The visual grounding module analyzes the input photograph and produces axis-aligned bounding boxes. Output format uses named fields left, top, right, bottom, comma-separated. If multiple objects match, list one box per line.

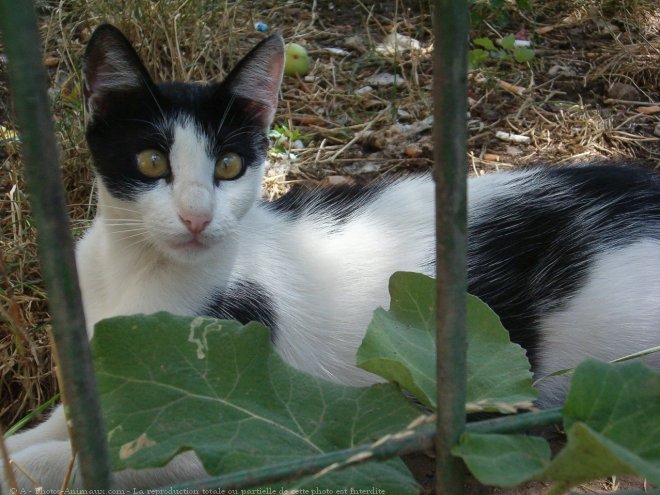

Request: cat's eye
left=136, top=149, right=170, bottom=179
left=215, top=152, right=243, bottom=181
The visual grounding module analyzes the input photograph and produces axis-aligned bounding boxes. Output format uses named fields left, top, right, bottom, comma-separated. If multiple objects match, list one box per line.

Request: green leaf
left=543, top=360, right=660, bottom=486
left=453, top=361, right=660, bottom=489
left=501, top=34, right=516, bottom=51
left=513, top=47, right=535, bottom=63
left=452, top=433, right=551, bottom=487
left=465, top=293, right=537, bottom=412
left=563, top=360, right=660, bottom=444
left=473, top=37, right=496, bottom=50
left=516, top=0, right=531, bottom=10
left=469, top=48, right=489, bottom=68
left=92, top=313, right=421, bottom=492
left=356, top=272, right=537, bottom=412
left=541, top=422, right=658, bottom=486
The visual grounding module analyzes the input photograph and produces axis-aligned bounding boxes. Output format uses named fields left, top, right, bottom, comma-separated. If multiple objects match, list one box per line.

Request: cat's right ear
left=83, top=24, right=158, bottom=118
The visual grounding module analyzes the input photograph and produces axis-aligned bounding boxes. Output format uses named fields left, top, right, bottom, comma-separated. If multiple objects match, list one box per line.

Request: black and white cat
left=3, top=24, right=659, bottom=491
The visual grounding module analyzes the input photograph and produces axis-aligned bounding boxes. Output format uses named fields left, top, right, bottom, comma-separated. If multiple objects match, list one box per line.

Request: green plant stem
left=569, top=493, right=651, bottom=495
left=467, top=408, right=563, bottom=434
left=166, top=409, right=563, bottom=492
left=433, top=0, right=470, bottom=493
left=0, top=2, right=111, bottom=490
left=170, top=423, right=436, bottom=492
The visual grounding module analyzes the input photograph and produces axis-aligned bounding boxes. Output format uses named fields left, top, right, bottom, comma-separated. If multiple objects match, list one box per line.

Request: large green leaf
left=452, top=360, right=660, bottom=490
left=92, top=313, right=421, bottom=492
left=356, top=271, right=537, bottom=412
left=543, top=360, right=660, bottom=486
left=452, top=433, right=550, bottom=487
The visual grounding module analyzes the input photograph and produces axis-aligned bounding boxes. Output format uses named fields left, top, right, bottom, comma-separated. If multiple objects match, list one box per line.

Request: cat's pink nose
left=180, top=214, right=211, bottom=234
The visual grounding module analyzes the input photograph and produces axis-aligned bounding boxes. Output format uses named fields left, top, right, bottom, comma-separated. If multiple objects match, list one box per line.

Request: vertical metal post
left=432, top=0, right=469, bottom=494
left=0, top=2, right=112, bottom=489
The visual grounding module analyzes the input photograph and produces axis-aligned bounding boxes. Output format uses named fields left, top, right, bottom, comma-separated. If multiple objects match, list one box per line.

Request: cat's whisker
left=222, top=132, right=260, bottom=146
left=102, top=216, right=144, bottom=221
left=108, top=228, right=150, bottom=236
left=103, top=224, right=146, bottom=229
left=75, top=218, right=145, bottom=227
left=116, top=231, right=150, bottom=243
left=125, top=118, right=170, bottom=143
left=101, top=218, right=144, bottom=224
left=138, top=73, right=167, bottom=123
left=104, top=224, right=146, bottom=230
left=123, top=236, right=153, bottom=252
left=222, top=126, right=263, bottom=143
left=216, top=94, right=236, bottom=136
left=101, top=204, right=141, bottom=214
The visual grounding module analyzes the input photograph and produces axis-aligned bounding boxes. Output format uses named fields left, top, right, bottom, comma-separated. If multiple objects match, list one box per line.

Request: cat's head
left=83, top=24, right=284, bottom=262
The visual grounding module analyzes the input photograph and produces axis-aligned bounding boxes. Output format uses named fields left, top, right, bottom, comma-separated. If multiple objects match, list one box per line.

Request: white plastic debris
left=364, top=73, right=405, bottom=87
left=376, top=33, right=423, bottom=56
left=495, top=131, right=531, bottom=144
left=513, top=39, right=532, bottom=48
left=355, top=85, right=374, bottom=95
left=322, top=47, right=351, bottom=56
left=394, top=116, right=434, bottom=137
left=548, top=64, right=576, bottom=77
left=343, top=162, right=382, bottom=175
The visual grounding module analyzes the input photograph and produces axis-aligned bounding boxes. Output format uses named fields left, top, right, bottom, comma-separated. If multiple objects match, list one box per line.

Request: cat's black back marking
left=268, top=183, right=385, bottom=225
left=203, top=280, right=277, bottom=340
left=468, top=165, right=660, bottom=365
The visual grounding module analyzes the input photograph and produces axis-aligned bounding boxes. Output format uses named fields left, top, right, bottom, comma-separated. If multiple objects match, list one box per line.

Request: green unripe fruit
left=284, top=43, right=310, bottom=77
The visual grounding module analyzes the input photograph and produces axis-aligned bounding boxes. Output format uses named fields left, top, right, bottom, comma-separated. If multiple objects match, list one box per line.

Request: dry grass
left=0, top=0, right=658, bottom=491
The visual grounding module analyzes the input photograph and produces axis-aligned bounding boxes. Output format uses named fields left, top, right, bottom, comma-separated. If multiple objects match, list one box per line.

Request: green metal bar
left=0, top=2, right=112, bottom=490
left=432, top=0, right=470, bottom=493
left=166, top=409, right=563, bottom=492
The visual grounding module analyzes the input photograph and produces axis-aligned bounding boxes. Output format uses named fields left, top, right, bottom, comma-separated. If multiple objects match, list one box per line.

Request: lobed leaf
left=473, top=37, right=496, bottom=50
left=356, top=272, right=537, bottom=412
left=453, top=360, right=660, bottom=489
left=452, top=433, right=550, bottom=487
left=513, top=47, right=535, bottom=63
left=546, top=360, right=660, bottom=486
left=92, top=313, right=421, bottom=492
left=501, top=34, right=516, bottom=51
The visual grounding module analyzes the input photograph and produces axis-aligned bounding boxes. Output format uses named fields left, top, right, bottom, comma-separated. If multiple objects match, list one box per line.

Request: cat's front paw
left=1, top=440, right=79, bottom=493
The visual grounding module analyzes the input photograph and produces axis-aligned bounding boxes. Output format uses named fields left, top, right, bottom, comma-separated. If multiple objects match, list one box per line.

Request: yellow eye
left=215, top=152, right=243, bottom=180
left=136, top=149, right=169, bottom=178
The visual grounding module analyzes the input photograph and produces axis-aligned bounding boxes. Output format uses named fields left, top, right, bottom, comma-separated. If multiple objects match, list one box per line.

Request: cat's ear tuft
left=225, top=34, right=285, bottom=127
left=83, top=24, right=157, bottom=117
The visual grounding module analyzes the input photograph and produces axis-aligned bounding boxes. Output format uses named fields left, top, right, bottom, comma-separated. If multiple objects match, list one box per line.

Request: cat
left=2, top=23, right=659, bottom=491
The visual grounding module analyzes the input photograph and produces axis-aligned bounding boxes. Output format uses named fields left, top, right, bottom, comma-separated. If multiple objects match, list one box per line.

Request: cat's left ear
left=224, top=34, right=285, bottom=128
